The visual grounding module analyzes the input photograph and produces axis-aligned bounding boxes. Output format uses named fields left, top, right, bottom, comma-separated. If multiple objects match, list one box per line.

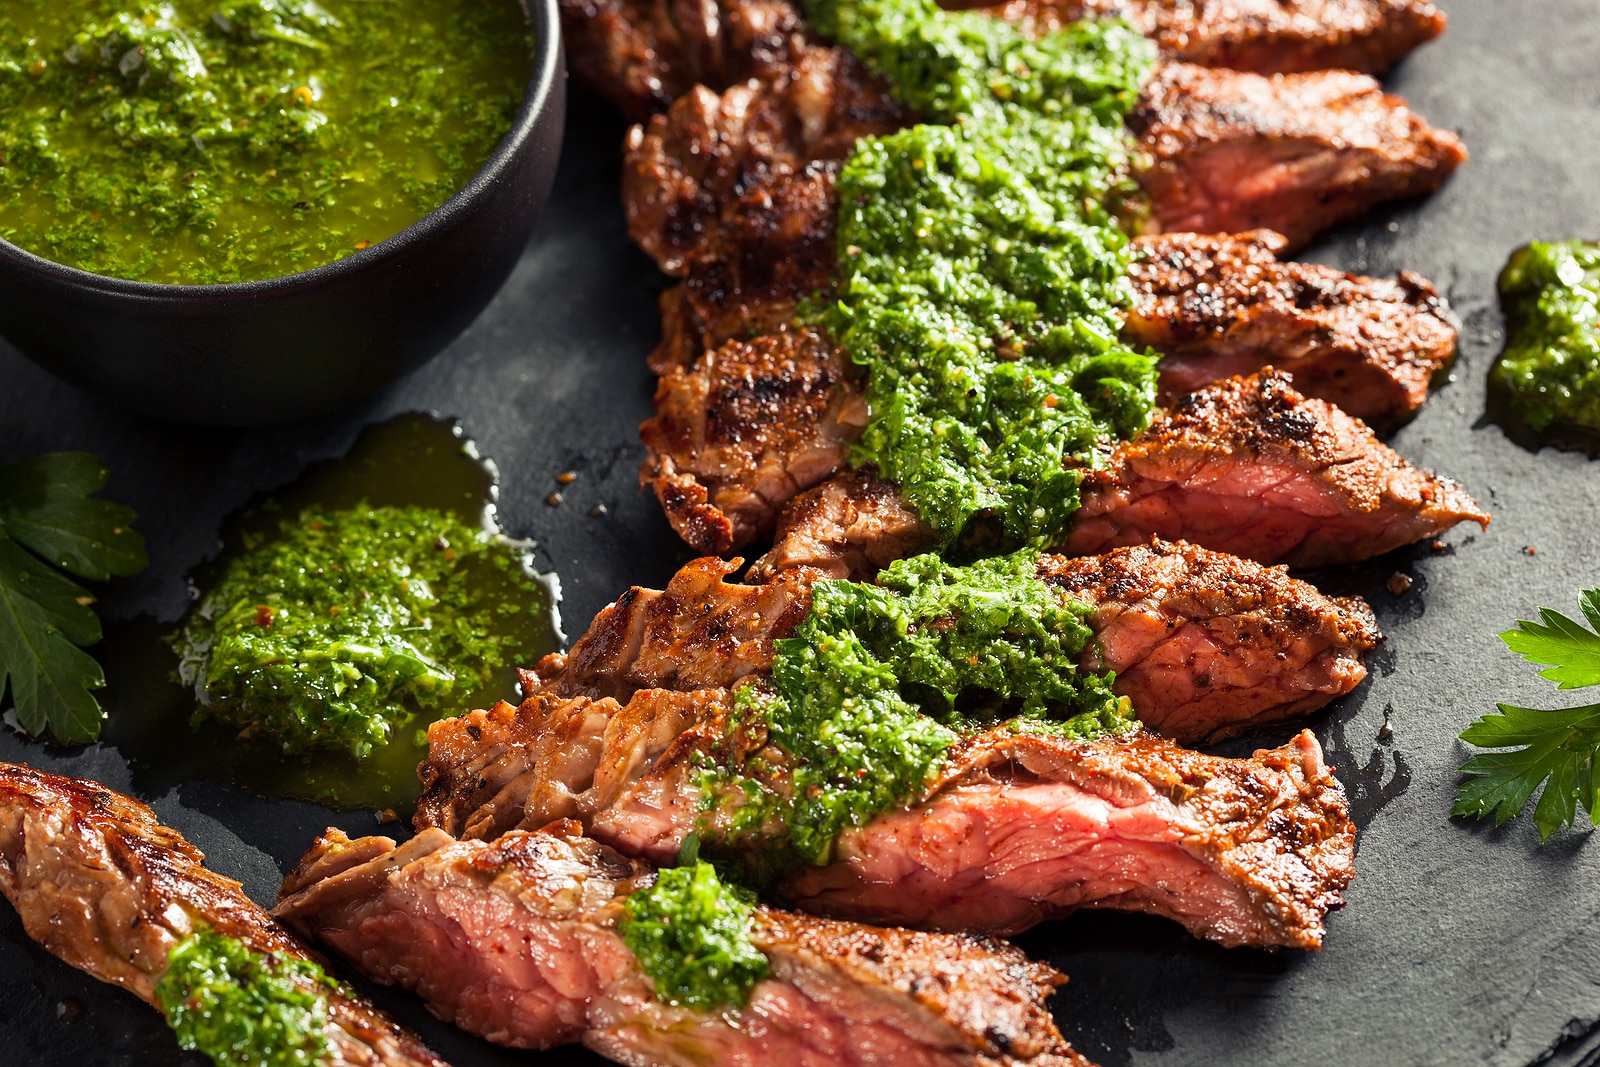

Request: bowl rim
left=0, top=0, right=563, bottom=299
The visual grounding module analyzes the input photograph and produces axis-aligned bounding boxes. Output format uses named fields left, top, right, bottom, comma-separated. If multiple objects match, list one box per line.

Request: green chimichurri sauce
left=1492, top=239, right=1600, bottom=452
left=703, top=549, right=1135, bottom=866
left=0, top=0, right=531, bottom=284
left=811, top=0, right=1160, bottom=549
left=620, top=860, right=769, bottom=1010
left=169, top=502, right=545, bottom=758
left=154, top=928, right=334, bottom=1067
left=104, top=414, right=560, bottom=814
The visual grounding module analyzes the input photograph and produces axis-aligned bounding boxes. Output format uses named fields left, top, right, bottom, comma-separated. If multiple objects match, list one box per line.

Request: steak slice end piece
left=1131, top=64, right=1466, bottom=252
left=0, top=763, right=448, bottom=1067
left=1068, top=368, right=1490, bottom=567
left=1041, top=539, right=1381, bottom=744
left=1127, top=230, right=1459, bottom=425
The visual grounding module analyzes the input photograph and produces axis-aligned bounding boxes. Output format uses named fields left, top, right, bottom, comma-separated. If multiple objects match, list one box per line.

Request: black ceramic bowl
left=0, top=0, right=565, bottom=427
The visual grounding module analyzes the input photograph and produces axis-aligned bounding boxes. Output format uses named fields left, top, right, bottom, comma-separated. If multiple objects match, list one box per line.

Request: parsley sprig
left=1454, top=589, right=1600, bottom=841
left=0, top=453, right=147, bottom=744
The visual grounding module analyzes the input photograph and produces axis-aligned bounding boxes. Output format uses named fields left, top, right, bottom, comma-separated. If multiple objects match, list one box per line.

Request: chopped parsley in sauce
left=154, top=928, right=334, bottom=1067
left=812, top=0, right=1160, bottom=548
left=170, top=503, right=545, bottom=758
left=707, top=550, right=1135, bottom=866
left=0, top=0, right=530, bottom=284
left=620, top=860, right=769, bottom=1010
left=1493, top=239, right=1600, bottom=447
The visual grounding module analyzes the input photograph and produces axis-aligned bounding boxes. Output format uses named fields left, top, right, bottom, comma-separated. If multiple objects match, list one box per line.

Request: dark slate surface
left=2, top=2, right=1599, bottom=1064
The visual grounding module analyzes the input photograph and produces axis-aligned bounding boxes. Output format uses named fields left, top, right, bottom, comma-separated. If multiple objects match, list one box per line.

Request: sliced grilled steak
left=644, top=239, right=1464, bottom=558
left=562, top=0, right=1446, bottom=123
left=415, top=695, right=1354, bottom=949
left=0, top=763, right=448, bottom=1067
left=1128, top=230, right=1459, bottom=424
left=527, top=541, right=1378, bottom=743
left=626, top=54, right=1464, bottom=287
left=1067, top=369, right=1490, bottom=566
left=1038, top=539, right=1378, bottom=742
left=275, top=822, right=1091, bottom=1066
left=641, top=326, right=871, bottom=553
left=1131, top=63, right=1465, bottom=251
left=975, top=0, right=1445, bottom=76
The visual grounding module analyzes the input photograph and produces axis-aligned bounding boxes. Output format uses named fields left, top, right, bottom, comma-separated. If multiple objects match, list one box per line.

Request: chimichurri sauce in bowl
left=0, top=0, right=532, bottom=285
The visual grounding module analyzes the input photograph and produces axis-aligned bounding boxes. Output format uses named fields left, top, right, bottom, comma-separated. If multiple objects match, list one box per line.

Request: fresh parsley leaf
left=0, top=453, right=147, bottom=744
left=1499, top=588, right=1600, bottom=690
left=1455, top=588, right=1600, bottom=840
left=0, top=452, right=148, bottom=581
left=1453, top=702, right=1600, bottom=842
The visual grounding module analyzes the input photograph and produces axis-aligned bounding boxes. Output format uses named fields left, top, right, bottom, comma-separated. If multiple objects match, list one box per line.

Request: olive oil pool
left=0, top=0, right=531, bottom=284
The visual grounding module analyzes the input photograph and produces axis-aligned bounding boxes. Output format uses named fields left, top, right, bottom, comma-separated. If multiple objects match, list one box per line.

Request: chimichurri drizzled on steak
left=809, top=0, right=1162, bottom=550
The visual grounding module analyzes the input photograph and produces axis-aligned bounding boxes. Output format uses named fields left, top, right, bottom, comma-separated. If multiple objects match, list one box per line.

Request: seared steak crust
left=978, top=0, right=1445, bottom=76
left=1131, top=64, right=1466, bottom=252
left=746, top=468, right=938, bottom=582
left=1040, top=539, right=1379, bottom=742
left=414, top=696, right=1354, bottom=949
left=622, top=46, right=905, bottom=282
left=529, top=555, right=815, bottom=700
left=524, top=542, right=1377, bottom=744
left=1069, top=369, right=1490, bottom=566
left=1128, top=230, right=1459, bottom=424
left=275, top=823, right=1090, bottom=1066
left=0, top=763, right=447, bottom=1067
left=560, top=0, right=807, bottom=121
left=641, top=326, right=870, bottom=553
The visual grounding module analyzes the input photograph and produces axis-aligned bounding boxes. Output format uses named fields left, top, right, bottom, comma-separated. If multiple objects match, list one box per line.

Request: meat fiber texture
left=0, top=762, right=448, bottom=1067
left=414, top=692, right=1355, bottom=950
left=520, top=541, right=1380, bottom=743
left=1129, top=63, right=1465, bottom=251
left=1067, top=369, right=1490, bottom=567
left=274, top=822, right=1093, bottom=1067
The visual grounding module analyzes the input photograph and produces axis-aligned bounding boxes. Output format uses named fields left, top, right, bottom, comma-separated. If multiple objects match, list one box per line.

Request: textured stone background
left=2, top=2, right=1599, bottom=1063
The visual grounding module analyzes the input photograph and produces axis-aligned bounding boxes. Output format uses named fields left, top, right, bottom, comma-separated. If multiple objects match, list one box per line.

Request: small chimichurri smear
left=809, top=0, right=1160, bottom=551
left=1492, top=239, right=1600, bottom=452
left=0, top=0, right=531, bottom=284
left=620, top=860, right=770, bottom=1010
left=170, top=502, right=547, bottom=758
left=154, top=927, right=336, bottom=1067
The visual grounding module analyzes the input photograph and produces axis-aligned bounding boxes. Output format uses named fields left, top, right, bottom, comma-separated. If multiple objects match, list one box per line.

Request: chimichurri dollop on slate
left=0, top=0, right=531, bottom=285
left=811, top=0, right=1160, bottom=549
left=1493, top=239, right=1600, bottom=448
left=170, top=502, right=546, bottom=758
